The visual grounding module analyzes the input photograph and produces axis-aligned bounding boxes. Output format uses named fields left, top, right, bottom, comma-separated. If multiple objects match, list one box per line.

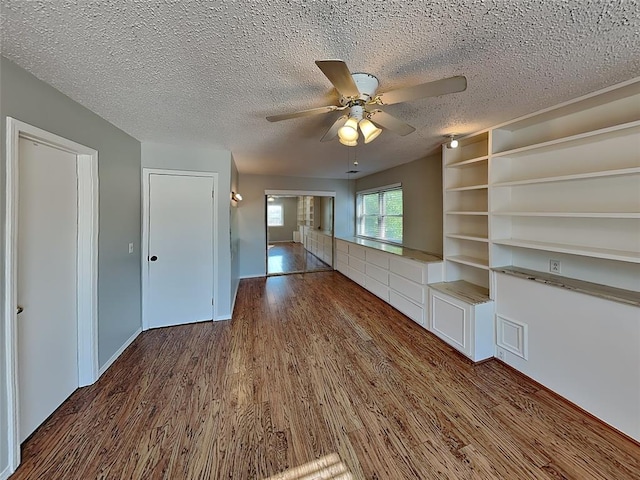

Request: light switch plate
left=128, top=242, right=134, bottom=254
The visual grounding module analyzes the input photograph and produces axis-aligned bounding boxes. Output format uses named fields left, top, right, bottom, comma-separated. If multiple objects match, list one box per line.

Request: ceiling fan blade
left=368, top=110, right=416, bottom=136
left=320, top=114, right=348, bottom=142
left=377, top=76, right=467, bottom=105
left=266, top=105, right=342, bottom=122
left=315, top=60, right=360, bottom=98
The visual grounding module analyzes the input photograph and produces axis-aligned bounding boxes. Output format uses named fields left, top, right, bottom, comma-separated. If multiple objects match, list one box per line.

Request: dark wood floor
left=267, top=242, right=330, bottom=275
left=12, top=272, right=640, bottom=479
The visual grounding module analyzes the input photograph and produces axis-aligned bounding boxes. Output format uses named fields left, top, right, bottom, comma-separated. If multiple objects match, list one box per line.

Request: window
left=267, top=204, right=284, bottom=226
left=356, top=185, right=403, bottom=243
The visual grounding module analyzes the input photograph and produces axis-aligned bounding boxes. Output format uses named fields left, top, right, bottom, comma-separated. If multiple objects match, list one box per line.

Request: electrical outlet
left=549, top=259, right=561, bottom=274
left=496, top=348, right=505, bottom=360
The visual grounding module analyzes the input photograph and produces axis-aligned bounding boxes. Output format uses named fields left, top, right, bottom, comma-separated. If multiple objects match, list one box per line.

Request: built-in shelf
left=446, top=155, right=489, bottom=168
left=492, top=238, right=640, bottom=263
left=493, top=120, right=640, bottom=157
left=446, top=211, right=489, bottom=216
left=445, top=234, right=489, bottom=243
left=492, top=211, right=640, bottom=218
left=447, top=255, right=490, bottom=270
left=492, top=167, right=640, bottom=187
left=429, top=280, right=491, bottom=304
left=446, top=184, right=489, bottom=192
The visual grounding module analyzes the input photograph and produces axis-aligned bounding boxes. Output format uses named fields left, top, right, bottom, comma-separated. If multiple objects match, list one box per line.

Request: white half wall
left=495, top=272, right=640, bottom=441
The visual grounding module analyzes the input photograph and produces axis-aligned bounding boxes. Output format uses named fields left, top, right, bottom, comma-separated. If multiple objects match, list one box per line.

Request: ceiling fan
left=266, top=60, right=467, bottom=146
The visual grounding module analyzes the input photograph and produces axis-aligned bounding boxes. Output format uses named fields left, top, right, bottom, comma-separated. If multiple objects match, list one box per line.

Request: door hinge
left=212, top=298, right=214, bottom=305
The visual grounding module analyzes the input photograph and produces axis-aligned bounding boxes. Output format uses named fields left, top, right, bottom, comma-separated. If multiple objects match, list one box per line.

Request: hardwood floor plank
left=11, top=272, right=640, bottom=480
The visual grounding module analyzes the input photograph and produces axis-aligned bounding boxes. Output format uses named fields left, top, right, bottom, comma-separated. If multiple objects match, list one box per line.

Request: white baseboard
left=1, top=464, right=11, bottom=480
left=214, top=314, right=232, bottom=321
left=97, top=327, right=142, bottom=379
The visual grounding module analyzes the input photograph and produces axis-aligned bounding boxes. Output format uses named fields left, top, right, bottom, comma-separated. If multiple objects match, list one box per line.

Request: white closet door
left=147, top=173, right=214, bottom=329
left=18, top=138, right=79, bottom=442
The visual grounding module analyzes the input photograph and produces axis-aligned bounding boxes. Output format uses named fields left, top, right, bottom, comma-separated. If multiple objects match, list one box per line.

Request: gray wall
left=268, top=196, right=298, bottom=242
left=355, top=152, right=443, bottom=254
left=238, top=175, right=353, bottom=278
left=141, top=142, right=234, bottom=320
left=0, top=56, right=141, bottom=473
left=230, top=157, right=240, bottom=312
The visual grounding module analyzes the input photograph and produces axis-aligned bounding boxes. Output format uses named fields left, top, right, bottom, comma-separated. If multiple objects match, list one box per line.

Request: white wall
left=355, top=152, right=443, bottom=254
left=141, top=142, right=234, bottom=320
left=238, top=174, right=353, bottom=278
left=1, top=56, right=142, bottom=476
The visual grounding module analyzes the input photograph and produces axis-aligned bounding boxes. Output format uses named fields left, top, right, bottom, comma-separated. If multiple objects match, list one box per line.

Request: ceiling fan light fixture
left=338, top=116, right=359, bottom=142
left=359, top=118, right=382, bottom=144
left=339, top=137, right=358, bottom=147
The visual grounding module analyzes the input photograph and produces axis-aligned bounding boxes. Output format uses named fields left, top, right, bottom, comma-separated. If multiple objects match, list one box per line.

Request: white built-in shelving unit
left=489, top=80, right=640, bottom=289
left=442, top=130, right=491, bottom=291
left=435, top=77, right=640, bottom=368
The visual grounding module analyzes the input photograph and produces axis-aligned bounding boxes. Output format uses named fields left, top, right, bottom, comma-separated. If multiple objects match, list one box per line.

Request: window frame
left=356, top=183, right=403, bottom=244
left=267, top=204, right=284, bottom=227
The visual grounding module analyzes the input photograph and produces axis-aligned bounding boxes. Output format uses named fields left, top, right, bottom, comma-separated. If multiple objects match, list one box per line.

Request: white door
left=147, top=173, right=214, bottom=329
left=17, top=138, right=79, bottom=442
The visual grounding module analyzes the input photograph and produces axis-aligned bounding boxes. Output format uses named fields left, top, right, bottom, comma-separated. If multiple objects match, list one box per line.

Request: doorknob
left=149, top=255, right=158, bottom=262
left=17, top=305, right=23, bottom=315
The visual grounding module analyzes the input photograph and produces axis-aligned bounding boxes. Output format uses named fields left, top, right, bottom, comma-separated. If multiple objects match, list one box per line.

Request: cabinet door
left=429, top=290, right=471, bottom=356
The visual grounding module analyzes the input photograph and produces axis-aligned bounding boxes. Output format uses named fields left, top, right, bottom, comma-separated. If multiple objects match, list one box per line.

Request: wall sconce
left=445, top=134, right=459, bottom=149
left=231, top=191, right=243, bottom=202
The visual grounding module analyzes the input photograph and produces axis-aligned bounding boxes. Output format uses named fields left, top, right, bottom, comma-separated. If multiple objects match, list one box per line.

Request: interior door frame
left=3, top=118, right=99, bottom=472
left=141, top=169, right=218, bottom=330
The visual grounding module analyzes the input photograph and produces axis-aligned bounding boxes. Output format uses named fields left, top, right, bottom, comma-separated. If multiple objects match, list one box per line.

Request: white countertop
left=336, top=236, right=442, bottom=264
left=494, top=266, right=640, bottom=307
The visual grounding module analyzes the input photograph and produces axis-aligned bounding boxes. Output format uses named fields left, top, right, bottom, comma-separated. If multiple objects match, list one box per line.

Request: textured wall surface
left=1, top=1, right=638, bottom=179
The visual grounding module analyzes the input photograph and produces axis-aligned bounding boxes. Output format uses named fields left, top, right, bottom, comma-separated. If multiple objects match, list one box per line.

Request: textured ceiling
left=1, top=1, right=639, bottom=179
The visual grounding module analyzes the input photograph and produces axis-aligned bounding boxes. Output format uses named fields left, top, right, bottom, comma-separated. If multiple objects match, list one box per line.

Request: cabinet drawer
left=389, top=291, right=425, bottom=326
left=365, top=263, right=389, bottom=285
left=349, top=267, right=366, bottom=286
left=389, top=256, right=427, bottom=284
left=430, top=291, right=469, bottom=354
left=366, top=276, right=390, bottom=302
left=349, top=257, right=366, bottom=273
left=336, top=240, right=349, bottom=253
left=349, top=244, right=366, bottom=260
left=365, top=249, right=390, bottom=269
left=389, top=273, right=426, bottom=304
left=337, top=261, right=349, bottom=275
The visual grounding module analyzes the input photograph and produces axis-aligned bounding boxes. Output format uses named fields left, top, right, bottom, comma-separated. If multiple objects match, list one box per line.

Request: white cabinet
left=428, top=282, right=494, bottom=362
left=335, top=238, right=443, bottom=329
left=303, top=229, right=334, bottom=268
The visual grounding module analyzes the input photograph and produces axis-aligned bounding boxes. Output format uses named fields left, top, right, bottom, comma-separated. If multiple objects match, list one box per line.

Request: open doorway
left=266, top=192, right=334, bottom=276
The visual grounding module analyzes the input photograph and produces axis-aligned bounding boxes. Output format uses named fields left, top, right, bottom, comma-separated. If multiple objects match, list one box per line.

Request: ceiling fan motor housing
left=340, top=73, right=379, bottom=105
